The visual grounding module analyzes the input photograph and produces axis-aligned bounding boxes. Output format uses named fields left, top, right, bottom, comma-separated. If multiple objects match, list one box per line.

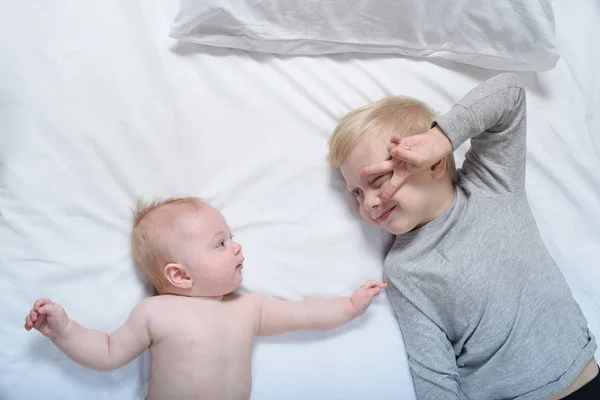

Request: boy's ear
left=164, top=263, right=193, bottom=289
left=430, top=157, right=447, bottom=180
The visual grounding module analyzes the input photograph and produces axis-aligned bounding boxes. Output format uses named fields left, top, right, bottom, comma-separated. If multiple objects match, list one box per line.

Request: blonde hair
left=328, top=96, right=456, bottom=180
left=131, top=197, right=205, bottom=293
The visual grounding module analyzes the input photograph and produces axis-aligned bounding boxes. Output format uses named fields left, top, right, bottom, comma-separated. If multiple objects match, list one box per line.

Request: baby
left=328, top=74, right=598, bottom=399
left=25, top=197, right=386, bottom=400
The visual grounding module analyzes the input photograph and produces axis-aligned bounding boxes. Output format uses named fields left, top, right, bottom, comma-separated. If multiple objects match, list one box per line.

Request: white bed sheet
left=0, top=1, right=598, bottom=399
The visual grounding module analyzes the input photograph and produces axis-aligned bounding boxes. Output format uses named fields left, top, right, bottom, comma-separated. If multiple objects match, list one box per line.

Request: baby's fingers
left=24, top=314, right=33, bottom=331
left=29, top=309, right=38, bottom=323
left=38, top=303, right=59, bottom=316
left=33, top=313, right=46, bottom=331
left=362, top=280, right=388, bottom=287
left=361, top=280, right=380, bottom=289
left=33, top=298, right=52, bottom=312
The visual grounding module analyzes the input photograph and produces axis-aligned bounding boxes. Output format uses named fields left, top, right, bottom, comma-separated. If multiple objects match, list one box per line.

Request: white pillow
left=170, top=0, right=560, bottom=72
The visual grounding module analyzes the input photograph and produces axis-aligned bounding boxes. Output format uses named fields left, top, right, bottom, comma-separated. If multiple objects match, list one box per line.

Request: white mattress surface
left=0, top=1, right=598, bottom=399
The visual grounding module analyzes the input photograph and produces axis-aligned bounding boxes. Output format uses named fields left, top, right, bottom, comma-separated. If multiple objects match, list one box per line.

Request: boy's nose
left=363, top=192, right=381, bottom=210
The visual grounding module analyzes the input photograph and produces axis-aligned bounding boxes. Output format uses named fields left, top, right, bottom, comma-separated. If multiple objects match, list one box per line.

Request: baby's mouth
left=236, top=257, right=245, bottom=270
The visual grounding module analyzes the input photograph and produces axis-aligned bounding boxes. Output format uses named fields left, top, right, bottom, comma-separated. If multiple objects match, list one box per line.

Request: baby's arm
left=253, top=280, right=387, bottom=336
left=25, top=298, right=151, bottom=372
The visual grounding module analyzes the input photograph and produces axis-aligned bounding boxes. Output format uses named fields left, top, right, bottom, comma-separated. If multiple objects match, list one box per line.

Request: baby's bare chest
left=150, top=301, right=257, bottom=365
left=145, top=301, right=257, bottom=399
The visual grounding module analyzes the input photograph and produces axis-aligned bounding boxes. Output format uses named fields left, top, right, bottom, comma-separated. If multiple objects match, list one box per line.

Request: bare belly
left=145, top=354, right=252, bottom=400
left=145, top=330, right=254, bottom=400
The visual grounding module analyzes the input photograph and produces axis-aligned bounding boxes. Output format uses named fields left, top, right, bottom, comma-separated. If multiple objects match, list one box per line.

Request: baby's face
left=339, top=134, right=439, bottom=235
left=178, top=205, right=244, bottom=297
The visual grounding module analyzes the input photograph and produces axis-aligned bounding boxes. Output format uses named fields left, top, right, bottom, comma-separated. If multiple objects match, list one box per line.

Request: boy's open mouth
left=376, top=206, right=397, bottom=222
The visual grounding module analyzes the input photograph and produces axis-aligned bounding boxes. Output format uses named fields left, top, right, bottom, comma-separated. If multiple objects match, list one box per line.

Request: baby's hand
left=361, top=126, right=453, bottom=202
left=350, top=280, right=388, bottom=316
left=24, top=298, right=70, bottom=340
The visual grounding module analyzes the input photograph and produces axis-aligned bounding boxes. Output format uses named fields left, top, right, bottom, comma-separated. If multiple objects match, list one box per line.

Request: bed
left=0, top=0, right=598, bottom=399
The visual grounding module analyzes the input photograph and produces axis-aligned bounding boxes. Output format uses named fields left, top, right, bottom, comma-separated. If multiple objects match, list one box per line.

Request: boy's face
left=339, top=134, right=439, bottom=235
left=177, top=205, right=245, bottom=296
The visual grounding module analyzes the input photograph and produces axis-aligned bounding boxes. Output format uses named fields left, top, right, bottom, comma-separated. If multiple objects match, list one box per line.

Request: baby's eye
left=229, top=233, right=234, bottom=240
left=351, top=188, right=363, bottom=197
left=218, top=240, right=225, bottom=248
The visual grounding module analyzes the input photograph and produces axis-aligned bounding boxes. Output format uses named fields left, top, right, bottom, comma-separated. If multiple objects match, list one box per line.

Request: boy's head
left=328, top=96, right=456, bottom=235
left=131, top=197, right=244, bottom=297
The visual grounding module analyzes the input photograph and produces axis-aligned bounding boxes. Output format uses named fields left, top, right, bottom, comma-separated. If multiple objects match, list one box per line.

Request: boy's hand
left=350, top=280, right=388, bottom=316
left=25, top=298, right=70, bottom=340
left=361, top=126, right=453, bottom=202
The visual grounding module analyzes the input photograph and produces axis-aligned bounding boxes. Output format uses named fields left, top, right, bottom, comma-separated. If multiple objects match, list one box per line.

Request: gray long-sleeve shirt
left=384, top=73, right=596, bottom=400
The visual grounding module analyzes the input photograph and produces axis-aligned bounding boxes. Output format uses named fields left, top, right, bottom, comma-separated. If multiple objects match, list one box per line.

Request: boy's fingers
left=360, top=160, right=395, bottom=177
left=381, top=172, right=406, bottom=202
left=391, top=145, right=425, bottom=164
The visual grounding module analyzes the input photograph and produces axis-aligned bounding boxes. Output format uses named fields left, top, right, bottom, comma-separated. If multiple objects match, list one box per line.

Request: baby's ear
left=164, top=263, right=193, bottom=289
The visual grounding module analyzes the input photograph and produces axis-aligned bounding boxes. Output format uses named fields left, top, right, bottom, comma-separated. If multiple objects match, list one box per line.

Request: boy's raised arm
left=436, top=73, right=527, bottom=194
left=25, top=298, right=151, bottom=372
left=253, top=281, right=386, bottom=337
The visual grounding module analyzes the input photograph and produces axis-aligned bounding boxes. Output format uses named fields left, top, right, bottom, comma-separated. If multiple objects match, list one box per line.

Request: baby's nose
left=233, top=242, right=242, bottom=254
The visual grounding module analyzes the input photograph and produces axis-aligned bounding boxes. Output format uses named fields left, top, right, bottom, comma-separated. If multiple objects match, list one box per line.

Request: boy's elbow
left=497, top=72, right=523, bottom=88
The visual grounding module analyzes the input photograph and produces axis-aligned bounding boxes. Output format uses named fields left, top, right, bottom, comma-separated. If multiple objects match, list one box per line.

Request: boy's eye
left=351, top=188, right=363, bottom=197
left=218, top=240, right=225, bottom=247
left=370, top=175, right=386, bottom=186
left=229, top=233, right=234, bottom=240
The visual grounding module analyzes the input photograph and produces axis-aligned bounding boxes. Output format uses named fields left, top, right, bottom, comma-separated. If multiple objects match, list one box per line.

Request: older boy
left=25, top=197, right=386, bottom=400
left=328, top=74, right=598, bottom=399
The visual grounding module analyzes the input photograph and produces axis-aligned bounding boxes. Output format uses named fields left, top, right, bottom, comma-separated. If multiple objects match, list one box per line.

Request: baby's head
left=131, top=197, right=244, bottom=297
left=329, top=96, right=456, bottom=235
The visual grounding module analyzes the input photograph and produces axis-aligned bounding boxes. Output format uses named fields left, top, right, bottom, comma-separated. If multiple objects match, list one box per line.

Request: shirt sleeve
left=434, top=73, right=527, bottom=194
left=386, top=283, right=461, bottom=400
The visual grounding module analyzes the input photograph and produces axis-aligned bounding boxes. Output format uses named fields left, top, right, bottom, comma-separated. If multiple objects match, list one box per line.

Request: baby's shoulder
left=134, top=294, right=201, bottom=318
left=224, top=293, right=261, bottom=310
left=133, top=295, right=172, bottom=317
